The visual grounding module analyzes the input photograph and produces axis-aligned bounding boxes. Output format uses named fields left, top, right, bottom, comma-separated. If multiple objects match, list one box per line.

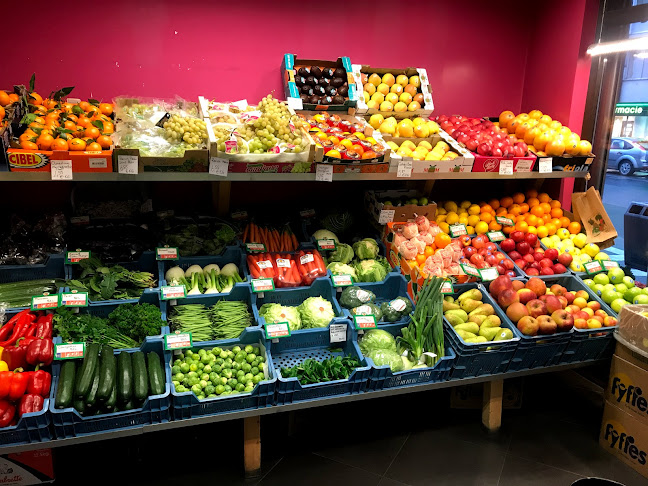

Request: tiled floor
left=53, top=372, right=648, bottom=485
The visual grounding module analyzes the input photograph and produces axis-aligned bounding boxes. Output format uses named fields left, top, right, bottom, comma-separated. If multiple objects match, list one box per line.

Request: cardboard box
left=607, top=352, right=648, bottom=424
left=616, top=306, right=648, bottom=356
left=0, top=122, right=11, bottom=171
left=365, top=189, right=436, bottom=224
left=113, top=147, right=208, bottom=173
left=7, top=148, right=113, bottom=172
left=351, top=65, right=434, bottom=119
left=0, top=449, right=55, bottom=484
left=282, top=54, right=358, bottom=112
left=600, top=400, right=648, bottom=479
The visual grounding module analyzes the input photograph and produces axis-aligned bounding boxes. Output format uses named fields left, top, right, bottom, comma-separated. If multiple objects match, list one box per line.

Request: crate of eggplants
left=295, top=64, right=352, bottom=109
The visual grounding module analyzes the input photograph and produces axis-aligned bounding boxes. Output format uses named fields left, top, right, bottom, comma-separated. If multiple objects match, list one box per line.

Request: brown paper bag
left=571, top=186, right=617, bottom=249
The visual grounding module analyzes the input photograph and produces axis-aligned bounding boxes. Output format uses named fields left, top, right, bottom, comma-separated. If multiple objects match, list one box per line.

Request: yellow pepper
left=0, top=345, right=3, bottom=361
left=0, top=360, right=7, bottom=372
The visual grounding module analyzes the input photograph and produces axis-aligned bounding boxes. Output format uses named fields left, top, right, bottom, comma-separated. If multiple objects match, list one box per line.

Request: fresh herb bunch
left=107, top=303, right=165, bottom=343
left=281, top=355, right=361, bottom=385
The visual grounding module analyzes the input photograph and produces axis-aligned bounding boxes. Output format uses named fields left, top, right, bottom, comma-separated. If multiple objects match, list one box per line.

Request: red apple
left=515, top=259, right=527, bottom=269
left=502, top=259, right=514, bottom=270
left=574, top=290, right=589, bottom=300
left=557, top=296, right=568, bottom=309
left=558, top=253, right=573, bottom=267
left=485, top=254, right=499, bottom=266
left=500, top=239, right=515, bottom=252
left=539, top=258, right=553, bottom=268
left=545, top=295, right=563, bottom=314
left=534, top=252, right=545, bottom=262
left=458, top=235, right=472, bottom=247
left=508, top=251, right=522, bottom=261
left=489, top=275, right=513, bottom=298
left=495, top=252, right=507, bottom=262
left=544, top=248, right=559, bottom=261
left=506, top=270, right=517, bottom=278
left=526, top=268, right=540, bottom=276
left=485, top=243, right=498, bottom=253
left=549, top=284, right=566, bottom=296
left=498, top=288, right=520, bottom=308
left=574, top=318, right=588, bottom=329
left=552, top=263, right=567, bottom=274
left=470, top=254, right=485, bottom=266
left=526, top=299, right=548, bottom=318
left=517, top=288, right=537, bottom=304
left=603, top=316, right=618, bottom=327
left=564, top=292, right=575, bottom=304
left=506, top=302, right=529, bottom=323
left=540, top=267, right=555, bottom=276
left=472, top=235, right=487, bottom=249
left=511, top=231, right=525, bottom=243
left=525, top=233, right=538, bottom=247
left=477, top=142, right=492, bottom=156
left=551, top=310, right=574, bottom=332
left=528, top=262, right=541, bottom=270
left=586, top=301, right=601, bottom=311
left=464, top=246, right=477, bottom=258
left=523, top=254, right=535, bottom=264
left=526, top=277, right=547, bottom=296
left=575, top=310, right=590, bottom=320
left=512, top=280, right=525, bottom=291
left=516, top=242, right=531, bottom=255
left=496, top=264, right=507, bottom=275
left=517, top=316, right=539, bottom=336
left=537, top=315, right=558, bottom=335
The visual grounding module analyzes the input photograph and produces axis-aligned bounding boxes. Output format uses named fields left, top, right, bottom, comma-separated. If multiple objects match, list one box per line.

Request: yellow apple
left=369, top=114, right=384, bottom=129
left=364, top=83, right=376, bottom=96
left=385, top=93, right=399, bottom=105
left=413, top=124, right=430, bottom=138
left=427, top=121, right=440, bottom=134
left=401, top=140, right=417, bottom=151
left=418, top=141, right=432, bottom=151
left=408, top=101, right=421, bottom=111
left=409, top=75, right=420, bottom=87
left=370, top=92, right=385, bottom=104
left=390, top=84, right=404, bottom=95
left=394, top=102, right=408, bottom=112
left=399, top=92, right=413, bottom=105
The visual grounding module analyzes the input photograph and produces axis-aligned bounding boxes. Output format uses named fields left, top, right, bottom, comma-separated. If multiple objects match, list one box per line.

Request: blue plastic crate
left=170, top=328, right=276, bottom=419
left=443, top=283, right=520, bottom=378
left=273, top=320, right=370, bottom=404
left=339, top=273, right=414, bottom=327
left=65, top=251, right=159, bottom=306
left=0, top=253, right=65, bottom=284
left=162, top=284, right=261, bottom=342
left=359, top=322, right=455, bottom=390
left=49, top=338, right=171, bottom=439
left=0, top=379, right=53, bottom=446
left=255, top=278, right=342, bottom=330
left=158, top=246, right=248, bottom=292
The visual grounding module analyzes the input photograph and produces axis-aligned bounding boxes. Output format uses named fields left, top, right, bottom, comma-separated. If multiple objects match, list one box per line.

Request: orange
left=525, top=214, right=539, bottom=227
left=550, top=200, right=561, bottom=209
left=99, top=103, right=113, bottom=116
left=537, top=225, right=549, bottom=238
left=64, top=120, right=76, bottom=130
left=37, top=134, right=54, bottom=150
left=550, top=208, right=563, bottom=218
left=539, top=202, right=551, bottom=214
left=73, top=126, right=85, bottom=138
left=416, top=253, right=426, bottom=266
left=424, top=246, right=435, bottom=258
left=481, top=204, right=493, bottom=214
left=78, top=101, right=92, bottom=112
left=542, top=213, right=552, bottom=224
left=32, top=105, right=47, bottom=115
left=28, top=92, right=43, bottom=105
left=515, top=221, right=528, bottom=232
left=519, top=203, right=529, bottom=214
left=527, top=226, right=537, bottom=235
left=488, top=199, right=500, bottom=210
left=86, top=142, right=102, bottom=151
left=97, top=135, right=112, bottom=149
left=488, top=221, right=502, bottom=231
left=42, top=99, right=58, bottom=110
left=512, top=192, right=525, bottom=204
left=51, top=138, right=69, bottom=151
left=68, top=138, right=86, bottom=151
left=551, top=218, right=562, bottom=228
left=568, top=221, right=581, bottom=234
left=85, top=126, right=100, bottom=139
left=66, top=114, right=78, bottom=123
left=475, top=221, right=489, bottom=234
left=8, top=93, right=19, bottom=103
left=500, top=196, right=513, bottom=208
left=102, top=121, right=114, bottom=134
left=0, top=91, right=10, bottom=106
left=546, top=223, right=557, bottom=235
left=435, top=232, right=451, bottom=249
left=496, top=207, right=507, bottom=216
left=480, top=212, right=493, bottom=224
left=531, top=205, right=545, bottom=218
left=82, top=137, right=95, bottom=145
left=538, top=192, right=550, bottom=203
left=526, top=189, right=538, bottom=199
left=559, top=217, right=571, bottom=228
left=77, top=116, right=92, bottom=128
left=527, top=197, right=540, bottom=207
left=509, top=204, right=522, bottom=216
left=0, top=106, right=4, bottom=121
left=20, top=140, right=38, bottom=150
left=503, top=226, right=513, bottom=235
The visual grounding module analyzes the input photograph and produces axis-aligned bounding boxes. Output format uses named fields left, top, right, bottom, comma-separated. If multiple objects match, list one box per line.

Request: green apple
left=611, top=298, right=629, bottom=313
left=593, top=284, right=605, bottom=296
left=615, top=283, right=629, bottom=294
left=623, top=276, right=635, bottom=288
left=583, top=279, right=595, bottom=290
left=604, top=284, right=616, bottom=291
left=593, top=273, right=610, bottom=285
left=634, top=294, right=648, bottom=305
left=595, top=252, right=610, bottom=261
left=602, top=289, right=622, bottom=304
left=624, top=287, right=643, bottom=302
left=419, top=197, right=429, bottom=205
left=644, top=287, right=648, bottom=295
left=608, top=268, right=625, bottom=284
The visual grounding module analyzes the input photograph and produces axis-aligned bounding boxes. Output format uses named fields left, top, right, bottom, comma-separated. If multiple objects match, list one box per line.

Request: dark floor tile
left=498, top=455, right=583, bottom=486
left=258, top=452, right=381, bottom=486
left=611, top=457, right=648, bottom=486
left=385, top=429, right=506, bottom=486
left=378, top=478, right=412, bottom=486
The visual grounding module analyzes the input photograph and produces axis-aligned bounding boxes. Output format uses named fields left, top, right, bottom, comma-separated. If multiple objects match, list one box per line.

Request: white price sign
left=164, top=332, right=192, bottom=350
left=54, top=343, right=85, bottom=360
left=61, top=292, right=88, bottom=307
left=251, top=278, right=275, bottom=293
left=397, top=160, right=413, bottom=178
left=332, top=274, right=353, bottom=287
left=118, top=155, right=139, bottom=174
left=265, top=322, right=291, bottom=339
left=353, top=315, right=377, bottom=330
left=316, top=164, right=333, bottom=182
left=329, top=323, right=347, bottom=343
left=287, top=97, right=303, bottom=110
left=161, top=285, right=187, bottom=300
left=31, top=294, right=60, bottom=310
left=479, top=267, right=500, bottom=281
left=156, top=247, right=179, bottom=260
left=51, top=160, right=73, bottom=180
left=378, top=209, right=395, bottom=225
left=499, top=160, right=514, bottom=175
left=538, top=157, right=553, bottom=173
left=209, top=157, right=229, bottom=177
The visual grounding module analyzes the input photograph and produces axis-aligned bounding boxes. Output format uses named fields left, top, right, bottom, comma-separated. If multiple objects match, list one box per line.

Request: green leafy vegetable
left=281, top=355, right=361, bottom=385
left=297, top=296, right=335, bottom=328
left=259, top=303, right=302, bottom=330
left=339, top=287, right=375, bottom=309
left=354, top=257, right=391, bottom=282
left=353, top=238, right=380, bottom=260
left=329, top=243, right=354, bottom=264
left=359, top=329, right=397, bottom=355
left=350, top=303, right=383, bottom=322
left=107, top=303, right=165, bottom=343
left=326, top=262, right=357, bottom=279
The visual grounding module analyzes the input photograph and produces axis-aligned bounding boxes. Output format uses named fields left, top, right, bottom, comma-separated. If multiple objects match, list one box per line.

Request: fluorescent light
left=635, top=51, right=648, bottom=58
left=587, top=36, right=648, bottom=56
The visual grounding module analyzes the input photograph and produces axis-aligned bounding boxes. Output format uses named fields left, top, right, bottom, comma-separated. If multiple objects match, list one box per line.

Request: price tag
left=353, top=315, right=377, bottom=330
left=378, top=209, right=395, bottom=225
left=300, top=209, right=316, bottom=218
left=332, top=274, right=353, bottom=287
left=329, top=322, right=347, bottom=343
left=31, top=294, right=60, bottom=310
left=499, top=160, right=513, bottom=175
left=460, top=263, right=480, bottom=278
left=117, top=155, right=138, bottom=174
left=276, top=258, right=291, bottom=268
left=245, top=243, right=266, bottom=252
left=265, top=322, right=291, bottom=339
left=257, top=260, right=273, bottom=269
left=300, top=253, right=314, bottom=265
left=231, top=210, right=248, bottom=220
left=317, top=239, right=337, bottom=251
left=287, top=97, right=303, bottom=110
left=584, top=260, right=604, bottom=275
left=515, top=159, right=533, bottom=172
left=61, top=292, right=88, bottom=307
left=51, top=160, right=72, bottom=180
left=164, top=332, right=193, bottom=350
left=397, top=160, right=413, bottom=178
left=479, top=267, right=499, bottom=281
left=54, top=342, right=85, bottom=360
left=251, top=278, right=275, bottom=293
left=539, top=157, right=553, bottom=173
left=441, top=281, right=454, bottom=294
left=496, top=216, right=514, bottom=226
left=449, top=224, right=468, bottom=237
left=66, top=250, right=91, bottom=264
left=316, top=163, right=333, bottom=182
left=487, top=231, right=506, bottom=242
left=209, top=157, right=229, bottom=177
left=70, top=216, right=90, bottom=225
left=602, top=260, right=620, bottom=270
left=156, top=247, right=179, bottom=260
left=161, top=285, right=187, bottom=300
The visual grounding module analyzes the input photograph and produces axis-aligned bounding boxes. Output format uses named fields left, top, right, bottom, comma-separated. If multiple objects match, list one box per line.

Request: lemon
left=444, top=201, right=458, bottom=213
left=436, top=214, right=447, bottom=223
left=458, top=211, right=468, bottom=219
left=436, top=207, right=447, bottom=215
left=445, top=212, right=459, bottom=225
left=467, top=215, right=480, bottom=227
left=460, top=200, right=471, bottom=209
left=475, top=221, right=489, bottom=234
left=595, top=252, right=610, bottom=261
left=459, top=216, right=469, bottom=225
left=466, top=225, right=475, bottom=235
left=439, top=222, right=450, bottom=234
left=468, top=204, right=480, bottom=215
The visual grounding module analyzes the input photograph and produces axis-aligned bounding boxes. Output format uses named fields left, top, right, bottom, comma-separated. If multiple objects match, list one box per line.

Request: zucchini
left=85, top=360, right=101, bottom=407
left=97, top=345, right=116, bottom=401
left=117, top=352, right=133, bottom=403
left=104, top=382, right=117, bottom=411
left=132, top=351, right=149, bottom=401
left=55, top=360, right=76, bottom=409
left=74, top=343, right=100, bottom=399
left=147, top=352, right=165, bottom=396
left=73, top=397, right=86, bottom=415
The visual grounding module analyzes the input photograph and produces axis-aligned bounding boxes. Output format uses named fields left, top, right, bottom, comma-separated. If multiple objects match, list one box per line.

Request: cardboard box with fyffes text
left=600, top=399, right=648, bottom=479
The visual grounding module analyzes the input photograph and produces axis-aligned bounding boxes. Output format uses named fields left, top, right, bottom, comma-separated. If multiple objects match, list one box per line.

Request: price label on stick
left=117, top=155, right=138, bottom=175
left=209, top=157, right=229, bottom=177
left=164, top=332, right=192, bottom=350
left=538, top=157, right=553, bottom=173
left=478, top=267, right=499, bottom=281
left=487, top=231, right=506, bottom=242
left=51, top=160, right=72, bottom=180
left=460, top=263, right=480, bottom=278
left=449, top=224, right=467, bottom=237
left=329, top=322, right=347, bottom=343
left=54, top=342, right=85, bottom=360
left=251, top=278, right=275, bottom=293
left=161, top=285, right=187, bottom=300
left=332, top=274, right=353, bottom=287
left=265, top=322, right=291, bottom=339
left=61, top=292, right=88, bottom=307
left=316, top=163, right=333, bottom=182
left=156, top=247, right=178, bottom=260
left=31, top=294, right=59, bottom=310
left=378, top=209, right=395, bottom=225
left=354, top=315, right=377, bottom=330
left=602, top=260, right=620, bottom=270
left=245, top=243, right=266, bottom=253
left=66, top=250, right=91, bottom=264
left=584, top=260, right=604, bottom=275
left=499, top=160, right=513, bottom=175
left=317, top=239, right=337, bottom=251
left=441, top=281, right=454, bottom=294
left=496, top=216, right=514, bottom=226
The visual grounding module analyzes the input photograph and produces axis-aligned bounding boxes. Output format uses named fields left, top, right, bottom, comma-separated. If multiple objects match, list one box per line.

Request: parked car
left=607, top=137, right=648, bottom=175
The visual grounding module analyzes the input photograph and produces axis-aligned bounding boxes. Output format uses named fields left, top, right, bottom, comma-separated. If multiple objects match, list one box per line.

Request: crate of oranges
left=5, top=84, right=114, bottom=173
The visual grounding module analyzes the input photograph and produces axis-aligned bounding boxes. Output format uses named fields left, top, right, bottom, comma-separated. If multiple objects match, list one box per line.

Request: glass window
left=611, top=140, right=624, bottom=149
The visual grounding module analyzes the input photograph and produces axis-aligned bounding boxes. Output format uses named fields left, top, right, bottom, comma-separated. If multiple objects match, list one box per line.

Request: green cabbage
left=368, top=349, right=404, bottom=372
left=312, top=229, right=339, bottom=243
left=259, top=303, right=302, bottom=330
left=297, top=296, right=335, bottom=328
left=354, top=257, right=391, bottom=282
left=327, top=262, right=357, bottom=279
left=353, top=238, right=380, bottom=260
left=359, top=329, right=396, bottom=355
left=329, top=243, right=354, bottom=264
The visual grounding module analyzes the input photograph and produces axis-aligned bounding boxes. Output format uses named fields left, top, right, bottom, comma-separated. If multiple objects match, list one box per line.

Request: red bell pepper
left=2, top=341, right=27, bottom=371
left=0, top=311, right=24, bottom=342
left=0, top=370, right=29, bottom=401
left=0, top=400, right=15, bottom=427
left=0, top=311, right=37, bottom=347
left=26, top=370, right=51, bottom=397
left=26, top=338, right=54, bottom=367
left=35, top=314, right=53, bottom=339
left=18, top=394, right=43, bottom=417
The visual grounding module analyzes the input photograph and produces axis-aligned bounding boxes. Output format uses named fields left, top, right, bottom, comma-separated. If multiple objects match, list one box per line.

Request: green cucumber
left=97, top=345, right=116, bottom=401
left=74, top=343, right=100, bottom=399
left=132, top=351, right=149, bottom=401
left=117, top=352, right=133, bottom=402
left=104, top=382, right=117, bottom=411
left=73, top=397, right=86, bottom=415
left=85, top=361, right=101, bottom=407
left=55, top=361, right=76, bottom=409
left=147, top=352, right=165, bottom=396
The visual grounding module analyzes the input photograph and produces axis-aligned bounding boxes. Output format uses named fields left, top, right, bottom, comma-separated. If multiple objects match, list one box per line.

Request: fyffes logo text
left=603, top=422, right=647, bottom=465
left=611, top=376, right=648, bottom=414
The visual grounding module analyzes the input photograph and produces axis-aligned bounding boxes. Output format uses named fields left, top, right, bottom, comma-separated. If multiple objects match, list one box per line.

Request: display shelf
left=0, top=171, right=588, bottom=182
left=0, top=358, right=603, bottom=455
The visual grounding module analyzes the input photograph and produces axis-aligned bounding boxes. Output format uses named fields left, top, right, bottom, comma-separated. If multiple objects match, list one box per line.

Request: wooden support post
left=244, top=415, right=261, bottom=478
left=423, top=179, right=435, bottom=196
left=482, top=379, right=503, bottom=432
left=211, top=180, right=231, bottom=217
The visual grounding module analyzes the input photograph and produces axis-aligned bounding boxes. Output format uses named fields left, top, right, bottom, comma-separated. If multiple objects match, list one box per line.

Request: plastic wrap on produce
left=0, top=212, right=66, bottom=265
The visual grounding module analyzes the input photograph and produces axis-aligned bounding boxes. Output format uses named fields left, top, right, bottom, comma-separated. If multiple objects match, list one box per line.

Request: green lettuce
left=327, top=262, right=357, bottom=279
left=259, top=303, right=302, bottom=330
left=359, top=329, right=396, bottom=355
left=353, top=238, right=379, bottom=260
left=297, top=296, right=335, bottom=328
left=354, top=257, right=391, bottom=282
left=329, top=243, right=354, bottom=264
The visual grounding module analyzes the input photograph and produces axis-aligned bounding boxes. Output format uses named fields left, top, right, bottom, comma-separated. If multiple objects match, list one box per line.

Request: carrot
left=250, top=223, right=257, bottom=243
left=247, top=255, right=261, bottom=278
left=242, top=224, right=249, bottom=243
left=291, top=233, right=299, bottom=251
left=273, top=229, right=281, bottom=252
left=312, top=250, right=326, bottom=274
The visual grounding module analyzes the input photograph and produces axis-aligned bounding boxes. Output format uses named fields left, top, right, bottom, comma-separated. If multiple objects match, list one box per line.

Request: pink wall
left=1, top=0, right=538, bottom=117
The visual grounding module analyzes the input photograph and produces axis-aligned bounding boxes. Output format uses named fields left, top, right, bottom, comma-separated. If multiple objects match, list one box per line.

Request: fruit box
left=112, top=147, right=208, bottom=173
left=0, top=122, right=11, bottom=171
left=351, top=65, right=434, bottom=119
left=606, top=352, right=648, bottom=426
left=281, top=54, right=358, bottom=112
left=366, top=189, right=436, bottom=224
left=386, top=131, right=475, bottom=174
left=7, top=148, right=113, bottom=172
left=600, top=400, right=648, bottom=480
